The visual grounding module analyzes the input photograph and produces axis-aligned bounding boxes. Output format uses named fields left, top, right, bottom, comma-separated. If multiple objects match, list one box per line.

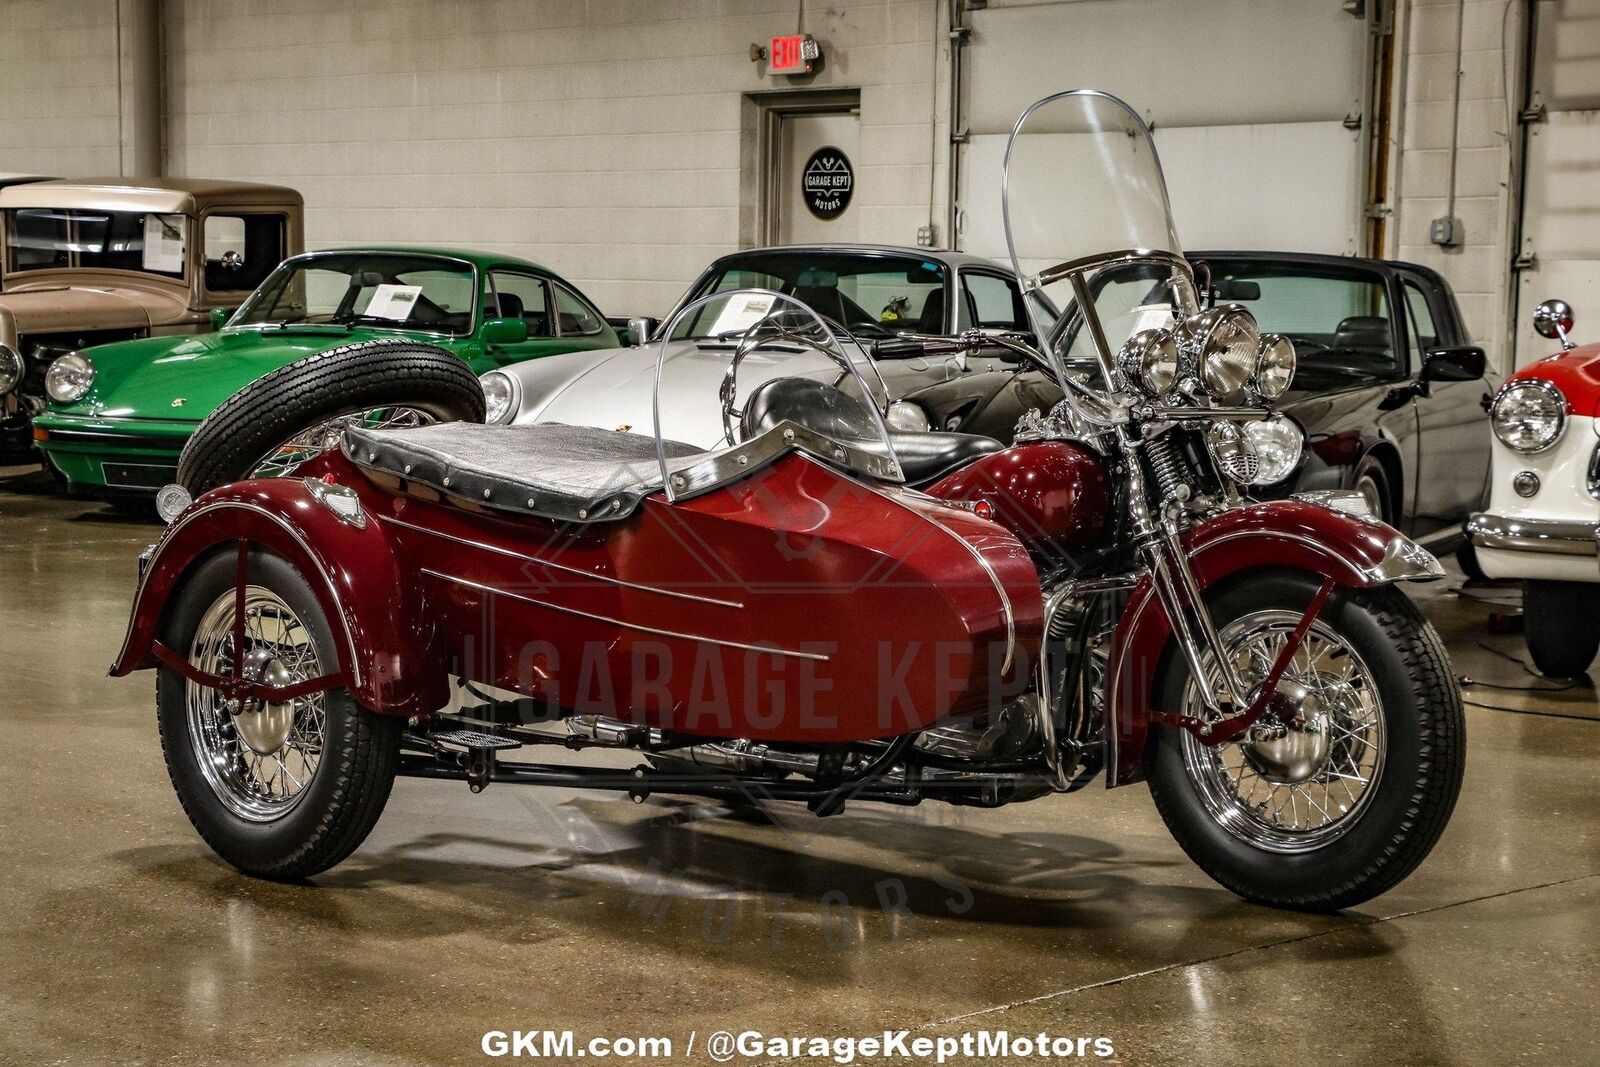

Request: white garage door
left=959, top=0, right=1371, bottom=263
left=1514, top=0, right=1600, bottom=369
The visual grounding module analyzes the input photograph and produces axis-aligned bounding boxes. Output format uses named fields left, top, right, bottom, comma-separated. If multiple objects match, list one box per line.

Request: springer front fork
left=1120, top=429, right=1334, bottom=742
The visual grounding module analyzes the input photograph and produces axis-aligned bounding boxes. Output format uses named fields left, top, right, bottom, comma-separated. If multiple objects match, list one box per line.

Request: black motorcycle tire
left=156, top=548, right=402, bottom=880
left=176, top=339, right=484, bottom=495
left=1148, top=570, right=1465, bottom=912
left=1524, top=580, right=1600, bottom=678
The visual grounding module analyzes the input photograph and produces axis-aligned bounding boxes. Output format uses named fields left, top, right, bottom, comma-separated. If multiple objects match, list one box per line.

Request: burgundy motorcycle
left=116, top=91, right=1463, bottom=911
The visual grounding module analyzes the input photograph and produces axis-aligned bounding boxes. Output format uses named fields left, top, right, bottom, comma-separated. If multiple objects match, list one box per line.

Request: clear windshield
left=233, top=252, right=477, bottom=335
left=4, top=208, right=188, bottom=279
left=652, top=288, right=900, bottom=500
left=1002, top=91, right=1196, bottom=380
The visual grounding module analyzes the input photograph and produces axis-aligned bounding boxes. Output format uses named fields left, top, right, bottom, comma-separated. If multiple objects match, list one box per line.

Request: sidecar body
left=114, top=298, right=1044, bottom=744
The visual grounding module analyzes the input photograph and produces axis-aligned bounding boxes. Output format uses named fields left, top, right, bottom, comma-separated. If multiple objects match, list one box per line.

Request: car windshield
left=671, top=253, right=949, bottom=341
left=1198, top=261, right=1401, bottom=386
left=4, top=208, right=188, bottom=279
left=233, top=252, right=476, bottom=334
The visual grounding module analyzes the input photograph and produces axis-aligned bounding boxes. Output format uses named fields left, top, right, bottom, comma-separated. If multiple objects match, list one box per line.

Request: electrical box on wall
left=1430, top=216, right=1462, bottom=248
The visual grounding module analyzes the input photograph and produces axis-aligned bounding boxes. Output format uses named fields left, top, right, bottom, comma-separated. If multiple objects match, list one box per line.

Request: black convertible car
left=907, top=250, right=1497, bottom=560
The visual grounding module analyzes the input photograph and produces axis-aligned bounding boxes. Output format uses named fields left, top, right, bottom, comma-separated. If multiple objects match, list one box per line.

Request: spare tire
left=177, top=339, right=485, bottom=495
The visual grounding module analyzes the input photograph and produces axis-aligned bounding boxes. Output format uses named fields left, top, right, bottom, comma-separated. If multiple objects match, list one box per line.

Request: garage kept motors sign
left=802, top=146, right=853, bottom=220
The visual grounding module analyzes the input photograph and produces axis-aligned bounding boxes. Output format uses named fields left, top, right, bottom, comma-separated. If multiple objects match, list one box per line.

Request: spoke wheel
left=1179, top=610, right=1385, bottom=853
left=157, top=549, right=401, bottom=880
left=252, top=406, right=434, bottom=479
left=186, top=586, right=329, bottom=822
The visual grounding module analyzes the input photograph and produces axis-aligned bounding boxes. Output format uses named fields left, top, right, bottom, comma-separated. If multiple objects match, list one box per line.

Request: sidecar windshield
left=651, top=288, right=901, bottom=501
left=1003, top=90, right=1196, bottom=381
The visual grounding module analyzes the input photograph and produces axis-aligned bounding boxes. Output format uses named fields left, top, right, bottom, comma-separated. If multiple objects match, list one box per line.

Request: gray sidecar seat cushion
left=341, top=422, right=705, bottom=522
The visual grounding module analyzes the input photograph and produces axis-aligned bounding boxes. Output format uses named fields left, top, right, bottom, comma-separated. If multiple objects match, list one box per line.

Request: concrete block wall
left=164, top=0, right=948, bottom=316
left=1390, top=0, right=1524, bottom=365
left=0, top=0, right=123, bottom=175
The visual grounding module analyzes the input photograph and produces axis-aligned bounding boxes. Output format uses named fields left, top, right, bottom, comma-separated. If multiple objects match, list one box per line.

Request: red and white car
left=1468, top=299, right=1600, bottom=676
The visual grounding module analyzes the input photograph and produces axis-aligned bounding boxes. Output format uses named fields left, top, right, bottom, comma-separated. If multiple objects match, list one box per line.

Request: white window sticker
left=708, top=293, right=777, bottom=338
left=362, top=284, right=423, bottom=321
left=142, top=214, right=186, bottom=273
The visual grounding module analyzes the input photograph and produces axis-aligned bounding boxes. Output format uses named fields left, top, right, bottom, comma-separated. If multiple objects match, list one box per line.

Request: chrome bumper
left=1467, top=513, right=1600, bottom=557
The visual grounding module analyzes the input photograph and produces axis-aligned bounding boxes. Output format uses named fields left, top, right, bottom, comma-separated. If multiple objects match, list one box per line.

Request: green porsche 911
left=33, top=246, right=618, bottom=496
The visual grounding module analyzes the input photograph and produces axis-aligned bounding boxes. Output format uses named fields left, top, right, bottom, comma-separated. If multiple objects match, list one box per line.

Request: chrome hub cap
left=1181, top=609, right=1385, bottom=853
left=1242, top=678, right=1330, bottom=784
left=185, top=587, right=328, bottom=822
left=233, top=649, right=297, bottom=756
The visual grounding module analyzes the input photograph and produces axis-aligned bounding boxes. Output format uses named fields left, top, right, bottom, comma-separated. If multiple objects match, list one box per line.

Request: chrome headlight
left=0, top=343, right=21, bottom=396
left=1491, top=379, right=1566, bottom=453
left=1240, top=414, right=1304, bottom=486
left=45, top=351, right=95, bottom=404
left=480, top=370, right=518, bottom=424
left=1116, top=327, right=1181, bottom=395
left=1183, top=304, right=1260, bottom=398
left=885, top=399, right=931, bottom=433
left=1252, top=334, right=1296, bottom=401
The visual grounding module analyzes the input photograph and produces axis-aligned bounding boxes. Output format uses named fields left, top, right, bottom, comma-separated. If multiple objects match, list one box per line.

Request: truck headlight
left=480, top=370, right=518, bottom=424
left=1491, top=379, right=1566, bottom=453
left=1241, top=414, right=1304, bottom=485
left=0, top=343, right=21, bottom=396
left=45, top=351, right=95, bottom=404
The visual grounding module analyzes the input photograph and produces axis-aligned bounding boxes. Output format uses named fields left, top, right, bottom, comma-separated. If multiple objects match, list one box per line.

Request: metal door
left=775, top=111, right=861, bottom=245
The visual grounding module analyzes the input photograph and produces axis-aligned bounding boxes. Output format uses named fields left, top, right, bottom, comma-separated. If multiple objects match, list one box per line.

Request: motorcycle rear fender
left=110, top=479, right=450, bottom=716
left=1104, top=500, right=1443, bottom=786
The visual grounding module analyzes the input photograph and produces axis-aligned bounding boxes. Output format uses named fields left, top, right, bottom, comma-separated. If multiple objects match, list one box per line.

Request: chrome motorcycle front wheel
left=1148, top=570, right=1464, bottom=912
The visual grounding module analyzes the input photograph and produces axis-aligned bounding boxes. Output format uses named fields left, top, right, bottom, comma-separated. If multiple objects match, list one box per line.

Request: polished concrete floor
left=0, top=464, right=1595, bottom=1066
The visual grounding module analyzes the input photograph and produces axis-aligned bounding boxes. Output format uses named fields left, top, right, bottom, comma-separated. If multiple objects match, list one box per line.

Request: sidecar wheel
left=1148, top=570, right=1464, bottom=912
left=155, top=548, right=402, bottom=880
left=176, top=339, right=485, bottom=495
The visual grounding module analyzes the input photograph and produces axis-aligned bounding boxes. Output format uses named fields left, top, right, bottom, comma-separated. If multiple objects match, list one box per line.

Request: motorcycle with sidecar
left=115, top=91, right=1464, bottom=911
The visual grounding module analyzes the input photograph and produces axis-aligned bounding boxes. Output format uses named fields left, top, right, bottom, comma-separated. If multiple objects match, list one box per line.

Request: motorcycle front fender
left=110, top=478, right=450, bottom=716
left=1104, top=499, right=1443, bottom=786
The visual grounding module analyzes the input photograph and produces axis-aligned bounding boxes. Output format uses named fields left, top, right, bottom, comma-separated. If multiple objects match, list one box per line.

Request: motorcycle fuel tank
left=923, top=440, right=1110, bottom=560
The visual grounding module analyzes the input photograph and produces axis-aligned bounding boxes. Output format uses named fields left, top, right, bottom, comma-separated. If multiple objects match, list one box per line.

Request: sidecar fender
left=110, top=478, right=450, bottom=716
left=1104, top=499, right=1443, bottom=786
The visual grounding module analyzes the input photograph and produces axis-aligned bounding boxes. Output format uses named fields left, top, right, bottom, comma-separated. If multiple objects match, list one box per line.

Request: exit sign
left=769, top=33, right=819, bottom=75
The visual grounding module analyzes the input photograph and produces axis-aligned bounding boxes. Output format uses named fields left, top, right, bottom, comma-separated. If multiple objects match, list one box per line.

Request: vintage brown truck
left=0, top=178, right=303, bottom=460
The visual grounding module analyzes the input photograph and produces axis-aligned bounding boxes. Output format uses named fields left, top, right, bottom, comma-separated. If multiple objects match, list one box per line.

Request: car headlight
left=1252, top=334, right=1296, bottom=401
left=1491, top=379, right=1566, bottom=453
left=1183, top=304, right=1260, bottom=398
left=1240, top=414, right=1304, bottom=485
left=885, top=399, right=931, bottom=433
left=480, top=370, right=518, bottom=424
left=0, top=343, right=21, bottom=396
left=1116, top=327, right=1181, bottom=395
left=45, top=351, right=95, bottom=404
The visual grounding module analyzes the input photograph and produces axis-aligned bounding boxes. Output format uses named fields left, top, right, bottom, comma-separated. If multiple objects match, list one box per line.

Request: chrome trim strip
left=1467, top=512, right=1600, bottom=557
left=419, top=568, right=830, bottom=662
left=861, top=471, right=1018, bottom=675
left=379, top=514, right=744, bottom=609
left=114, top=499, right=364, bottom=688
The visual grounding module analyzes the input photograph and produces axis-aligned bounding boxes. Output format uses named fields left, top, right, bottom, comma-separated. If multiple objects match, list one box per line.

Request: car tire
left=1524, top=580, right=1600, bottom=678
left=156, top=547, right=402, bottom=879
left=1147, top=570, right=1465, bottom=912
left=176, top=338, right=485, bottom=495
left=1353, top=459, right=1393, bottom=525
left=1454, top=540, right=1488, bottom=582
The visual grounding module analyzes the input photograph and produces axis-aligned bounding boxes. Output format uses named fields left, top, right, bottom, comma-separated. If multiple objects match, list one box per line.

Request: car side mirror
left=209, top=307, right=234, bottom=331
left=626, top=316, right=658, bottom=347
left=1421, top=345, right=1486, bottom=382
left=481, top=316, right=528, bottom=346
left=1532, top=298, right=1576, bottom=350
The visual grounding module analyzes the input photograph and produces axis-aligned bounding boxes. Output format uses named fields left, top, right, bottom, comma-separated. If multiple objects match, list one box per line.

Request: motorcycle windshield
left=1002, top=91, right=1194, bottom=380
left=651, top=288, right=902, bottom=501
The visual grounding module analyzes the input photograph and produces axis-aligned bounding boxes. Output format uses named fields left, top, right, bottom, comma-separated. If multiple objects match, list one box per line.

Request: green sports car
left=33, top=246, right=619, bottom=496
